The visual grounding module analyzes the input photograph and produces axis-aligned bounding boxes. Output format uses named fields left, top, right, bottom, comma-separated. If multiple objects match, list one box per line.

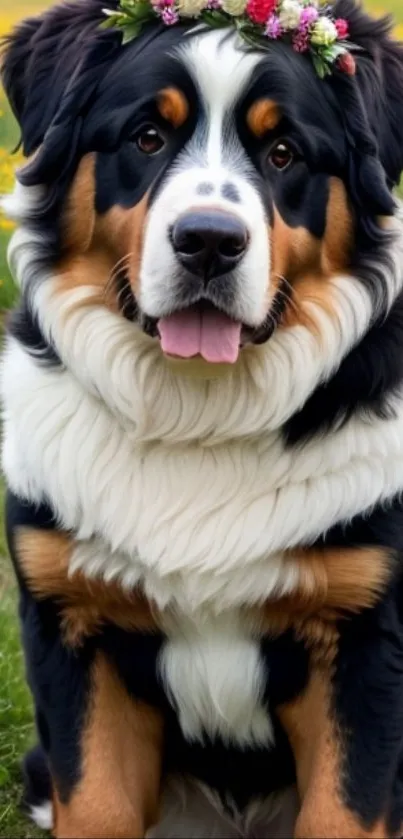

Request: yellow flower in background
left=0, top=217, right=15, bottom=232
left=0, top=5, right=50, bottom=36
left=0, top=146, right=23, bottom=197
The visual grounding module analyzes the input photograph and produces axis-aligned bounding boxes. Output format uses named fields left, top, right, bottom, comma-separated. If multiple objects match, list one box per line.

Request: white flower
left=310, top=16, right=338, bottom=45
left=178, top=0, right=206, bottom=16
left=278, top=0, right=302, bottom=30
left=221, top=0, right=247, bottom=15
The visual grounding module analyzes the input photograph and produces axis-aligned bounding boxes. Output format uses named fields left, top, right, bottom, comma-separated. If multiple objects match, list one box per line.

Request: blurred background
left=0, top=0, right=403, bottom=836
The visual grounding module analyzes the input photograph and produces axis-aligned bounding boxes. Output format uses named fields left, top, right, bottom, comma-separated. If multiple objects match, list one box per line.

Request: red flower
left=334, top=18, right=349, bottom=39
left=337, top=53, right=356, bottom=75
left=246, top=0, right=277, bottom=25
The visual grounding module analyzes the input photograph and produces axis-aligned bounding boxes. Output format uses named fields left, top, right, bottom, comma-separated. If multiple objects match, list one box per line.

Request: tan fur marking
left=157, top=87, right=189, bottom=128
left=94, top=205, right=135, bottom=258
left=16, top=529, right=157, bottom=646
left=290, top=545, right=392, bottom=613
left=279, top=671, right=388, bottom=838
left=55, top=250, right=113, bottom=293
left=270, top=178, right=354, bottom=333
left=54, top=653, right=163, bottom=838
left=90, top=195, right=150, bottom=299
left=247, top=99, right=281, bottom=138
left=63, top=154, right=96, bottom=253
left=270, top=209, right=326, bottom=334
left=127, top=193, right=150, bottom=296
left=284, top=275, right=338, bottom=334
left=322, top=178, right=354, bottom=273
left=54, top=188, right=150, bottom=316
left=271, top=209, right=321, bottom=281
left=258, top=546, right=393, bottom=664
left=51, top=250, right=118, bottom=324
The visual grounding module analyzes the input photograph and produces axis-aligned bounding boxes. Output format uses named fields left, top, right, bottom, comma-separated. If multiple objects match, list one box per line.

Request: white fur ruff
left=3, top=191, right=403, bottom=749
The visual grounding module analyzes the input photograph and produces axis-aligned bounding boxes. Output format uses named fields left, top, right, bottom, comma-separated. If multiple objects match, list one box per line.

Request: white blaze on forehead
left=138, top=30, right=270, bottom=326
left=178, top=29, right=261, bottom=166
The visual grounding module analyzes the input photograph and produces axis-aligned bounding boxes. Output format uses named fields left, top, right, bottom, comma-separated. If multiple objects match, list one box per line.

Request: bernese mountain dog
left=2, top=0, right=403, bottom=835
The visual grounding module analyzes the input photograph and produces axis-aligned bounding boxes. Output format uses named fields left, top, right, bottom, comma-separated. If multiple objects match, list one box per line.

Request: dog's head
left=2, top=0, right=403, bottom=373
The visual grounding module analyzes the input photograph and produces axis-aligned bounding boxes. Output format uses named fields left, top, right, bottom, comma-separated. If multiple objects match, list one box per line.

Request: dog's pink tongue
left=158, top=308, right=242, bottom=363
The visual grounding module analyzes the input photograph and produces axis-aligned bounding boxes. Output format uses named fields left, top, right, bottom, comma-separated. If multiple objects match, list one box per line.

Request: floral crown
left=102, top=0, right=357, bottom=78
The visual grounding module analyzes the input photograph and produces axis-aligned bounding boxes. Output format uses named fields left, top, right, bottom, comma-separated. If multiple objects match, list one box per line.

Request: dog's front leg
left=263, top=545, right=401, bottom=838
left=13, top=526, right=164, bottom=839
left=279, top=660, right=401, bottom=839
left=53, top=652, right=163, bottom=839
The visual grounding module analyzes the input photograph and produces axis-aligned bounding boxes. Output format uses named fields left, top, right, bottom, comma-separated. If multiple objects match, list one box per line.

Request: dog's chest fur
left=4, top=324, right=403, bottom=747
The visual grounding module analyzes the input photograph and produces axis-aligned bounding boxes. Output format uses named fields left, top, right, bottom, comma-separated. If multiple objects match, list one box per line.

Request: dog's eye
left=268, top=141, right=294, bottom=171
left=134, top=126, right=165, bottom=155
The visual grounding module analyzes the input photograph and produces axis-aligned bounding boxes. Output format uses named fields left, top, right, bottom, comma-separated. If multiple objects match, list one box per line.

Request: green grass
left=0, top=484, right=44, bottom=838
left=0, top=96, right=19, bottom=311
left=0, top=591, right=43, bottom=839
left=0, top=231, right=18, bottom=311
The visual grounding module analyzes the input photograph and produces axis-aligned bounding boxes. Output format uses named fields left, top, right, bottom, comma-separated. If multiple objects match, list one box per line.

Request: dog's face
left=113, top=30, right=354, bottom=363
left=2, top=0, right=403, bottom=369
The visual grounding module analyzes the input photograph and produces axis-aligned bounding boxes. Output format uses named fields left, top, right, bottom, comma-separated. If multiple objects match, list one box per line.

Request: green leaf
left=118, top=0, right=152, bottom=21
left=235, top=18, right=251, bottom=30
left=121, top=21, right=144, bottom=42
left=200, top=10, right=230, bottom=27
left=240, top=32, right=263, bottom=49
left=329, top=44, right=347, bottom=59
left=132, top=0, right=155, bottom=16
left=100, top=15, right=120, bottom=28
left=311, top=52, right=328, bottom=78
left=120, top=0, right=140, bottom=10
left=321, top=47, right=337, bottom=60
left=118, top=6, right=147, bottom=20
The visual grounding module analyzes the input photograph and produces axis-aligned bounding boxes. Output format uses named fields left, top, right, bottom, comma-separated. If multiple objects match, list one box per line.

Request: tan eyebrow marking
left=247, top=98, right=281, bottom=138
left=157, top=87, right=189, bottom=128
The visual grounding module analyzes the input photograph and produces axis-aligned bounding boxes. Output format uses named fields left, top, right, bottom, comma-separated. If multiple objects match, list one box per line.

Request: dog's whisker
left=104, top=254, right=134, bottom=301
left=273, top=274, right=301, bottom=318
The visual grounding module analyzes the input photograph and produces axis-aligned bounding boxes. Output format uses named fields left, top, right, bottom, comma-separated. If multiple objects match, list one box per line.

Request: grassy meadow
left=0, top=0, right=403, bottom=836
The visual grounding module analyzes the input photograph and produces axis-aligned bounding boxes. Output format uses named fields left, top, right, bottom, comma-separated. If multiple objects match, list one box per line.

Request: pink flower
left=337, top=52, right=356, bottom=75
left=246, top=0, right=277, bottom=25
left=265, top=12, right=282, bottom=37
left=334, top=18, right=349, bottom=39
left=298, top=5, right=318, bottom=31
left=161, top=6, right=180, bottom=23
left=206, top=0, right=221, bottom=7
left=293, top=29, right=309, bottom=51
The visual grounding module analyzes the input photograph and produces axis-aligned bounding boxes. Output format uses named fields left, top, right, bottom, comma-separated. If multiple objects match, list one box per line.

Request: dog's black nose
left=172, top=210, right=248, bottom=280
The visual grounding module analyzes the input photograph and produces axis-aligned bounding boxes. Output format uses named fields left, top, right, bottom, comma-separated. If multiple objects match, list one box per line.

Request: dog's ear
left=1, top=0, right=121, bottom=184
left=335, top=0, right=403, bottom=190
